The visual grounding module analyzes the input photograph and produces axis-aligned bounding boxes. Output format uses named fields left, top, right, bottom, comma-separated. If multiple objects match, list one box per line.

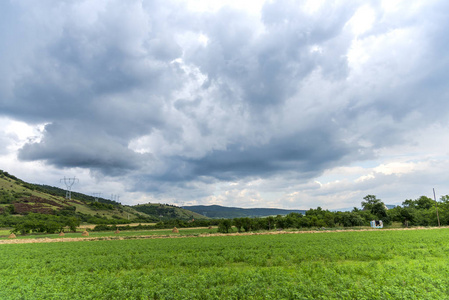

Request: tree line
left=218, top=194, right=449, bottom=233
left=92, top=194, right=449, bottom=233
left=7, top=213, right=80, bottom=235
left=2, top=194, right=448, bottom=235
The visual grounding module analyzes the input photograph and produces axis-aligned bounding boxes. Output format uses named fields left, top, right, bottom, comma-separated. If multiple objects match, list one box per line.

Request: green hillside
left=0, top=170, right=205, bottom=225
left=0, top=170, right=146, bottom=221
left=133, top=203, right=208, bottom=221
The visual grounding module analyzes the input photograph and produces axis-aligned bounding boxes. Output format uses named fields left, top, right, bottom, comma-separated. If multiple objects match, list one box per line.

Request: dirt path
left=1, top=226, right=447, bottom=245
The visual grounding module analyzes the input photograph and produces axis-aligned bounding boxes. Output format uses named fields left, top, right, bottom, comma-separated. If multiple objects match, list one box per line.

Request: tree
left=361, top=195, right=391, bottom=224
left=218, top=219, right=232, bottom=233
left=65, top=217, right=80, bottom=232
left=233, top=218, right=244, bottom=232
left=403, top=196, right=434, bottom=210
left=275, top=215, right=286, bottom=229
left=362, top=195, right=387, bottom=218
left=348, top=212, right=365, bottom=226
left=266, top=216, right=275, bottom=230
left=242, top=217, right=253, bottom=232
left=440, top=195, right=449, bottom=203
left=416, top=196, right=434, bottom=210
left=388, top=206, right=417, bottom=226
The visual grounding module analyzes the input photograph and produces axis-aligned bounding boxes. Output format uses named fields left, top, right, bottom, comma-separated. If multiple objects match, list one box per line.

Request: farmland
left=1, top=228, right=448, bottom=299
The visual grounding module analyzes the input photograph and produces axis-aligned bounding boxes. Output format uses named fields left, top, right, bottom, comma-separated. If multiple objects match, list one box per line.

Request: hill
left=133, top=203, right=208, bottom=221
left=0, top=170, right=150, bottom=222
left=0, top=170, right=204, bottom=223
left=183, top=205, right=306, bottom=219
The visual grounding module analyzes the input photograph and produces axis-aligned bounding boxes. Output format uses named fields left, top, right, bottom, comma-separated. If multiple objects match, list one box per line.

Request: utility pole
left=433, top=188, right=441, bottom=227
left=60, top=177, right=79, bottom=200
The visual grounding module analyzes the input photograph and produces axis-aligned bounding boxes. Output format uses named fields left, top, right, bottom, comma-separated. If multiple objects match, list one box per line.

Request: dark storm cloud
left=1, top=1, right=184, bottom=123
left=1, top=0, right=448, bottom=199
left=0, top=0, right=190, bottom=176
left=189, top=130, right=354, bottom=181
left=18, top=122, right=145, bottom=175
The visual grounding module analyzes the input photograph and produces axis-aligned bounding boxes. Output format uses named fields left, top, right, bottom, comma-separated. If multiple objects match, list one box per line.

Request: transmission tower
left=110, top=194, right=120, bottom=202
left=93, top=193, right=102, bottom=202
left=60, top=176, right=79, bottom=200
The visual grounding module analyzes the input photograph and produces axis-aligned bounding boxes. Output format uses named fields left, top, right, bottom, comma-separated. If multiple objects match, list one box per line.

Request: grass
left=0, top=229, right=11, bottom=236
left=0, top=226, right=219, bottom=240
left=0, top=176, right=62, bottom=201
left=0, top=223, right=427, bottom=240
left=1, top=228, right=448, bottom=299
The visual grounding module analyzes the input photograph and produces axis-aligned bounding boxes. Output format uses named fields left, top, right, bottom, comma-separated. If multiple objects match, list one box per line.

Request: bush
left=10, top=214, right=80, bottom=234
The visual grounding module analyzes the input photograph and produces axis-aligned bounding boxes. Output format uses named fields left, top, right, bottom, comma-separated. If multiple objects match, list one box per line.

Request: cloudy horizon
left=1, top=0, right=448, bottom=210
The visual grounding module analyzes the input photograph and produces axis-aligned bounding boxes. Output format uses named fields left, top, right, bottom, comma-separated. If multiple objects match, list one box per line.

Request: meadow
left=1, top=228, right=448, bottom=299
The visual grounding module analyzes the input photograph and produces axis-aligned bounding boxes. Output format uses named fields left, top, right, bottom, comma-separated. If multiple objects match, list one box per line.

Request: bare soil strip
left=1, top=226, right=447, bottom=245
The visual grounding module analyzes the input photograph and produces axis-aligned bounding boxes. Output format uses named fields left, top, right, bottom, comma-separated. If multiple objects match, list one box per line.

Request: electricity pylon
left=60, top=177, right=79, bottom=200
left=93, top=193, right=102, bottom=202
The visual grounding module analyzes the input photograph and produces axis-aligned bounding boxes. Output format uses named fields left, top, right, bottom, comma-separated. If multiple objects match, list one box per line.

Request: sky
left=1, top=0, right=448, bottom=210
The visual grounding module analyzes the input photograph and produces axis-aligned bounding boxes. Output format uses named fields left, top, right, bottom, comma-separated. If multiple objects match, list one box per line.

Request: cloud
left=0, top=0, right=448, bottom=208
left=18, top=122, right=151, bottom=176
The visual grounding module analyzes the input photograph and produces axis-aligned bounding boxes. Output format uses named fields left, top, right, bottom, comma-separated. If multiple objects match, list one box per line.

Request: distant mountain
left=331, top=204, right=398, bottom=212
left=183, top=205, right=306, bottom=219
left=133, top=203, right=208, bottom=221
left=330, top=207, right=354, bottom=212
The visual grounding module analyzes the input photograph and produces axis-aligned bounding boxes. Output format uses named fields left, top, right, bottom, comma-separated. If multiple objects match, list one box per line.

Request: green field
left=0, top=227, right=219, bottom=240
left=1, top=228, right=448, bottom=299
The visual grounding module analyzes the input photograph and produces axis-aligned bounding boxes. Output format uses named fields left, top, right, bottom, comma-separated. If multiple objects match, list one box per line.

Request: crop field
left=1, top=228, right=449, bottom=299
left=0, top=227, right=218, bottom=241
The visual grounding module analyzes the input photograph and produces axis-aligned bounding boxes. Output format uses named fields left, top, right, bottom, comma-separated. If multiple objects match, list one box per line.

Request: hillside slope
left=0, top=170, right=148, bottom=221
left=0, top=170, right=204, bottom=222
left=133, top=203, right=208, bottom=221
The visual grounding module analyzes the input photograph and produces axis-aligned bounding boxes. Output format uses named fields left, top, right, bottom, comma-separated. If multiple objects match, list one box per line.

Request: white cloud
left=184, top=0, right=265, bottom=14
left=346, top=5, right=376, bottom=36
